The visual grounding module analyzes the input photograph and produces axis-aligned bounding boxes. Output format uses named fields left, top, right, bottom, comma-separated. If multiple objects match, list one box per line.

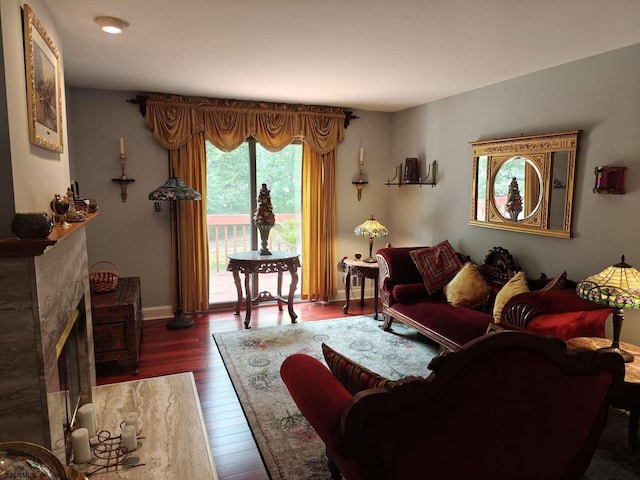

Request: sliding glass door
left=206, top=139, right=302, bottom=306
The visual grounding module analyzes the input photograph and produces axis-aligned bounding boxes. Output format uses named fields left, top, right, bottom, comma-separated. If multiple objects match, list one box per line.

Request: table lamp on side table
left=577, top=255, right=640, bottom=362
left=149, top=177, right=202, bottom=329
left=354, top=215, right=389, bottom=263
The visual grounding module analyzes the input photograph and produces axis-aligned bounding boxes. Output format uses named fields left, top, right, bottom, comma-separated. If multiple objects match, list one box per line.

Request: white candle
left=77, top=403, right=96, bottom=437
left=359, top=147, right=364, bottom=165
left=119, top=137, right=125, bottom=155
left=121, top=425, right=137, bottom=452
left=124, top=411, right=141, bottom=435
left=71, top=428, right=91, bottom=464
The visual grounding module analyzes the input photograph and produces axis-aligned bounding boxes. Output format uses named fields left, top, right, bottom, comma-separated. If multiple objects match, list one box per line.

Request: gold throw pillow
left=443, top=262, right=491, bottom=309
left=493, top=271, right=529, bottom=323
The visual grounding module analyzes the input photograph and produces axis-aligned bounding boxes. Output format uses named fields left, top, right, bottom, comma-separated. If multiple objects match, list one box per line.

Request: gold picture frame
left=23, top=4, right=64, bottom=153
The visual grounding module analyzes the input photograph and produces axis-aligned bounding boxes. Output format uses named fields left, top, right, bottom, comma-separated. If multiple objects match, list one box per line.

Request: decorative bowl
left=0, top=441, right=88, bottom=479
left=11, top=212, right=54, bottom=239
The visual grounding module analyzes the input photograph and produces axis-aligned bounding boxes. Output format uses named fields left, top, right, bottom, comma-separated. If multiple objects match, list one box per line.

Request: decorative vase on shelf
left=11, top=212, right=54, bottom=239
left=254, top=183, right=275, bottom=256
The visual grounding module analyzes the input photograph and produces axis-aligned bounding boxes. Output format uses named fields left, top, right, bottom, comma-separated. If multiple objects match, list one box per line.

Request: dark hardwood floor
left=96, top=300, right=376, bottom=479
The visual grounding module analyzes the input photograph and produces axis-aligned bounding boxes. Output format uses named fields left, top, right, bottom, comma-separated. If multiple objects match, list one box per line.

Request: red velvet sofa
left=281, top=331, right=624, bottom=480
left=376, top=246, right=611, bottom=351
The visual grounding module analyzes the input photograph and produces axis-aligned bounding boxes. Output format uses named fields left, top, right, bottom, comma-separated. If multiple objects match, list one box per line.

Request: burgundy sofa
left=376, top=246, right=612, bottom=351
left=281, top=330, right=624, bottom=480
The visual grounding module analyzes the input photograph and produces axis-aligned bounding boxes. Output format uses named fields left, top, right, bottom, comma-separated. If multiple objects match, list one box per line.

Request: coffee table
left=565, top=337, right=640, bottom=450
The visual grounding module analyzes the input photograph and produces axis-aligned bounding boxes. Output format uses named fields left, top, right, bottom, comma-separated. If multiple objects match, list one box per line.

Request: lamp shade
left=148, top=177, right=201, bottom=201
left=354, top=215, right=389, bottom=238
left=577, top=256, right=640, bottom=310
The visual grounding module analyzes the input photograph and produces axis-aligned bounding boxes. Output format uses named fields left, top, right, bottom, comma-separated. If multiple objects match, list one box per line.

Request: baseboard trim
left=141, top=292, right=377, bottom=320
left=142, top=305, right=173, bottom=320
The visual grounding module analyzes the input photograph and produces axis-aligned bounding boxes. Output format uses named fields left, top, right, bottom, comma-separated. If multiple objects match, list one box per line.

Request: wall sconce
left=593, top=166, right=626, bottom=194
left=351, top=147, right=368, bottom=201
left=111, top=137, right=135, bottom=202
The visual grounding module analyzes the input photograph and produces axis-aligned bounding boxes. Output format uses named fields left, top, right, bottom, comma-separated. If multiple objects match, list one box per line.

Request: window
left=206, top=139, right=302, bottom=305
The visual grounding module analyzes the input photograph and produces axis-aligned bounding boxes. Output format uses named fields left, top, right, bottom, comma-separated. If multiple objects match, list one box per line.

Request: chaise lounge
left=376, top=244, right=612, bottom=350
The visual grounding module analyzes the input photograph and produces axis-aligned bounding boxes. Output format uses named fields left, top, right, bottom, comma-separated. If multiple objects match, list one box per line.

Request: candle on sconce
left=124, top=411, right=141, bottom=435
left=121, top=425, right=137, bottom=452
left=359, top=147, right=364, bottom=165
left=71, top=428, right=92, bottom=464
left=77, top=403, right=97, bottom=437
left=119, top=137, right=125, bottom=156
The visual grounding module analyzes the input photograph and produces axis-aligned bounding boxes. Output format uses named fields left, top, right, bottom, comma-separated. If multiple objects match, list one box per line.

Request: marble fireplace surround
left=0, top=218, right=96, bottom=463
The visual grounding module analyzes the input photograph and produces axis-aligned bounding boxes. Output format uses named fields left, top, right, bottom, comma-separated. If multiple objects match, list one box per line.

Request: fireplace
left=0, top=219, right=96, bottom=463
left=57, top=306, right=90, bottom=461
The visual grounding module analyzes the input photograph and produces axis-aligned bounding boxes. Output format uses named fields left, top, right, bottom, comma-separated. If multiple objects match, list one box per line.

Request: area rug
left=213, top=316, right=640, bottom=480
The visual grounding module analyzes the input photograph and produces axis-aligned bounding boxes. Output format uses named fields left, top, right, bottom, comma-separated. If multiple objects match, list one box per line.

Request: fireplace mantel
left=0, top=213, right=98, bottom=257
left=0, top=216, right=96, bottom=463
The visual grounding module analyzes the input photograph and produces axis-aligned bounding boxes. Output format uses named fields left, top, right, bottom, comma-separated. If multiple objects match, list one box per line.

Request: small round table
left=342, top=258, right=379, bottom=319
left=565, top=336, right=640, bottom=450
left=227, top=251, right=300, bottom=329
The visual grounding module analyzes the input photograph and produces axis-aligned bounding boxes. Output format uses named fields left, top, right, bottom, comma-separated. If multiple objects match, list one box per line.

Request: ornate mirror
left=469, top=130, right=578, bottom=238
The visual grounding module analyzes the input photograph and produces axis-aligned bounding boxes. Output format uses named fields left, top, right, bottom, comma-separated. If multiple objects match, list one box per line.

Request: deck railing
left=207, top=213, right=301, bottom=272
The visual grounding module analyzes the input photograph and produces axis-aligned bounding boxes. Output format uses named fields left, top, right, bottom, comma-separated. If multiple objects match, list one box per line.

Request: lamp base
left=166, top=313, right=194, bottom=329
left=597, top=345, right=634, bottom=363
left=363, top=256, right=377, bottom=263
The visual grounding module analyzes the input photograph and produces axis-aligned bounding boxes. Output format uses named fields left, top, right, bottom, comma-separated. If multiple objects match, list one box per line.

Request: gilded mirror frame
left=469, top=130, right=579, bottom=238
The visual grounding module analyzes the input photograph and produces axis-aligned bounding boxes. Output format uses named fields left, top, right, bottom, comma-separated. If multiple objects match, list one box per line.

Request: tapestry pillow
left=409, top=240, right=463, bottom=295
left=541, top=271, right=568, bottom=291
left=493, top=271, right=529, bottom=323
left=322, top=343, right=395, bottom=395
left=443, top=262, right=491, bottom=309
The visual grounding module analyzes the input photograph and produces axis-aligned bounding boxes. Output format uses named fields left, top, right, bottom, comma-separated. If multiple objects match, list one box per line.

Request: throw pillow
left=493, top=271, right=529, bottom=323
left=322, top=343, right=395, bottom=395
left=541, top=271, right=568, bottom=291
left=443, top=262, right=491, bottom=309
left=409, top=240, right=463, bottom=295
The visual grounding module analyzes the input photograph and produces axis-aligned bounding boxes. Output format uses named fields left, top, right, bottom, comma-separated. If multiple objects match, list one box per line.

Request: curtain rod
left=126, top=94, right=359, bottom=129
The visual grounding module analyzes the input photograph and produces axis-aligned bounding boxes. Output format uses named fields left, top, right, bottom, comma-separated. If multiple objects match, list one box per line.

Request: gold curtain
left=301, top=144, right=338, bottom=301
left=168, top=136, right=209, bottom=312
left=145, top=94, right=345, bottom=310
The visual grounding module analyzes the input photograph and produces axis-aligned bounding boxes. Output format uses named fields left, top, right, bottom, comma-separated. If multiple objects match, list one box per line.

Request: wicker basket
left=89, top=261, right=119, bottom=293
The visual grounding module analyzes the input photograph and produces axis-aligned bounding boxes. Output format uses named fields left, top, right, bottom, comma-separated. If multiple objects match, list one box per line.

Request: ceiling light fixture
left=93, top=16, right=129, bottom=34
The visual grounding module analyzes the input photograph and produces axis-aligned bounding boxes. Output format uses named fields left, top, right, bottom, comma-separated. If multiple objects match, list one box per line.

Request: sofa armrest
left=280, top=354, right=353, bottom=446
left=376, top=247, right=428, bottom=306
left=501, top=289, right=613, bottom=329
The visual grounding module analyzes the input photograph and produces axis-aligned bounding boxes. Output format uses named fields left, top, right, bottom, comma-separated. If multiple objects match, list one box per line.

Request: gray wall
left=387, top=43, right=640, bottom=342
left=66, top=88, right=392, bottom=316
left=66, top=44, right=640, bottom=342
left=67, top=89, right=172, bottom=314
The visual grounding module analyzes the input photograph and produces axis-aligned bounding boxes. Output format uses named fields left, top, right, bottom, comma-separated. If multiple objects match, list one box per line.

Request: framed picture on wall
left=23, top=4, right=64, bottom=153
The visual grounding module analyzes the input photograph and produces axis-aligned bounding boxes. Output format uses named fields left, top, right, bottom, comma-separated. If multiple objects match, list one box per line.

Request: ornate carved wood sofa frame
left=376, top=246, right=611, bottom=351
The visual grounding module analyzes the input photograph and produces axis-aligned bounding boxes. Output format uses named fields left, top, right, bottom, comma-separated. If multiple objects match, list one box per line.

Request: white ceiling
left=46, top=0, right=640, bottom=113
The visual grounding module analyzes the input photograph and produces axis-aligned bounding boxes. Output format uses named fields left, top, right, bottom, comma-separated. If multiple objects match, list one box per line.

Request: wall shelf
left=384, top=180, right=436, bottom=187
left=385, top=160, right=437, bottom=187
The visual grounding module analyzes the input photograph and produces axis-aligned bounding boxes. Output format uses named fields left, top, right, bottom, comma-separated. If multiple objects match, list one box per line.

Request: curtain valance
left=145, top=95, right=345, bottom=154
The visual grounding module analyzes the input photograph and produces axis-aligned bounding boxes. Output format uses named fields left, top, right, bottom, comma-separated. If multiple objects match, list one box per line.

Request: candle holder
left=112, top=153, right=136, bottom=202
left=73, top=427, right=146, bottom=476
left=351, top=148, right=368, bottom=201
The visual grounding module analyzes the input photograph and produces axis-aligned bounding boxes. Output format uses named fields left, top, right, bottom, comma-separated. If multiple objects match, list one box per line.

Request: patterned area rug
left=213, top=316, right=640, bottom=480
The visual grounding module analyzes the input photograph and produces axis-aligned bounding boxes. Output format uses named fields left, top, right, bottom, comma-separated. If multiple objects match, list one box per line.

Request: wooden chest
left=90, top=276, right=142, bottom=374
